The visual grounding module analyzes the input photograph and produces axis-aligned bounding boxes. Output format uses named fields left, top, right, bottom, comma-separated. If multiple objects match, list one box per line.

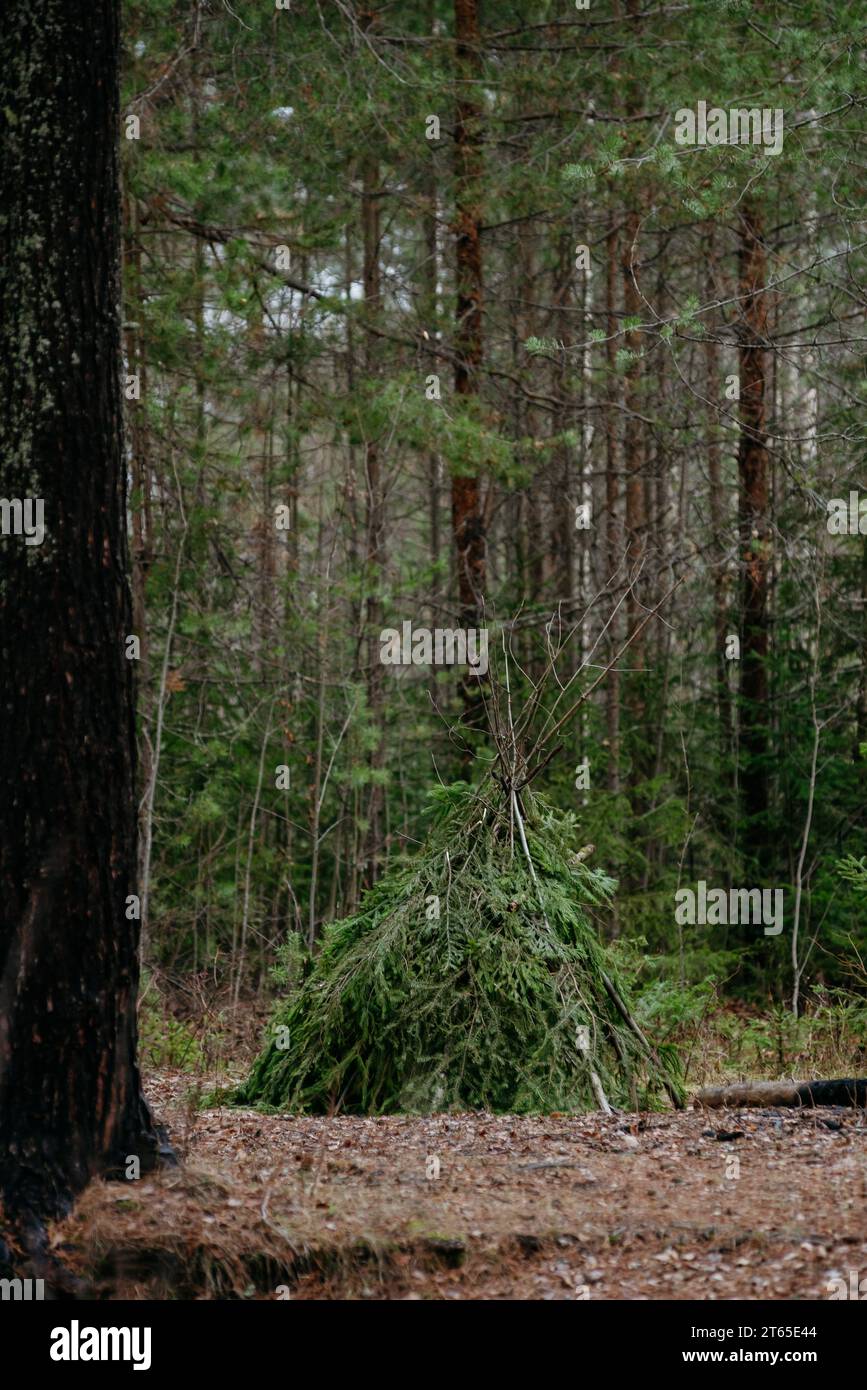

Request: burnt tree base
left=1, top=1117, right=177, bottom=1300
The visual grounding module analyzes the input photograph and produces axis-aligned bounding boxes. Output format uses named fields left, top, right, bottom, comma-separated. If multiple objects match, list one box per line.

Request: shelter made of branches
left=238, top=781, right=683, bottom=1115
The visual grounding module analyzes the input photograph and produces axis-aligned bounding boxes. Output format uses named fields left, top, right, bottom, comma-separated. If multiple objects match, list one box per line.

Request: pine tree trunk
left=551, top=232, right=574, bottom=607
left=737, top=200, right=770, bottom=832
left=0, top=0, right=164, bottom=1224
left=452, top=0, right=486, bottom=720
left=424, top=156, right=443, bottom=712
left=621, top=206, right=647, bottom=777
left=856, top=533, right=867, bottom=761
left=362, top=150, right=385, bottom=884
left=122, top=193, right=155, bottom=892
left=704, top=236, right=733, bottom=767
left=604, top=223, right=622, bottom=795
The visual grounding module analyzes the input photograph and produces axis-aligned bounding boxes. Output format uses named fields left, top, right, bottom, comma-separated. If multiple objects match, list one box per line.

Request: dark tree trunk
left=621, top=206, right=647, bottom=780
left=122, top=192, right=155, bottom=891
left=551, top=232, right=574, bottom=606
left=604, top=223, right=622, bottom=795
left=452, top=0, right=486, bottom=731
left=620, top=0, right=648, bottom=790
left=736, top=201, right=770, bottom=833
left=422, top=135, right=443, bottom=715
left=362, top=149, right=385, bottom=885
left=0, top=0, right=164, bottom=1227
left=856, top=532, right=867, bottom=762
left=704, top=238, right=733, bottom=770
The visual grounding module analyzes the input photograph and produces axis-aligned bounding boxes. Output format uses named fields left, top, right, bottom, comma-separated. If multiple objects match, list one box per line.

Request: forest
left=1, top=0, right=867, bottom=1328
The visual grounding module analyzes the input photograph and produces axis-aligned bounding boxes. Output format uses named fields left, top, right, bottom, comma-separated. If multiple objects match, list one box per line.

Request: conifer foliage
left=239, top=781, right=683, bottom=1114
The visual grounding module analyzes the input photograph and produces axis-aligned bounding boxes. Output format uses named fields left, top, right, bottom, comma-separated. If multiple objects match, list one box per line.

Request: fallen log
left=695, top=1078, right=867, bottom=1109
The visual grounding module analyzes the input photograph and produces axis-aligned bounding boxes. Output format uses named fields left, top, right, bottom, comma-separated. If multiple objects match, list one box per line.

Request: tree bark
left=423, top=152, right=443, bottom=714
left=621, top=206, right=647, bottom=779
left=0, top=0, right=165, bottom=1224
left=704, top=237, right=733, bottom=765
left=552, top=232, right=575, bottom=606
left=737, top=201, right=771, bottom=833
left=855, top=532, right=867, bottom=760
left=620, top=0, right=648, bottom=787
left=604, top=224, right=622, bottom=794
left=362, top=149, right=385, bottom=884
left=452, top=0, right=486, bottom=729
left=122, top=192, right=155, bottom=894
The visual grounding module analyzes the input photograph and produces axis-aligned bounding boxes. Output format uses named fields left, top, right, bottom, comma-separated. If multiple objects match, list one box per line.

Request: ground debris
left=49, top=1069, right=867, bottom=1300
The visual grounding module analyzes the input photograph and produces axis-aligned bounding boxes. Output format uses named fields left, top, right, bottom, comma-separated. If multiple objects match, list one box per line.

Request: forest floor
left=52, top=1068, right=867, bottom=1300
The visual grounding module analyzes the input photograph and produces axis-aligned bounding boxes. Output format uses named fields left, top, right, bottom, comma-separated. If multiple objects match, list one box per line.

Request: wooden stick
left=512, top=788, right=615, bottom=1117
left=601, top=970, right=685, bottom=1110
left=589, top=1068, right=614, bottom=1116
